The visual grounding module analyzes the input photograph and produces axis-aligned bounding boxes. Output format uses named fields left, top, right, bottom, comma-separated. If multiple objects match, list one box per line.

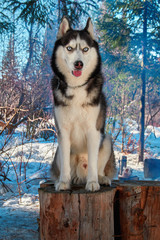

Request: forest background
left=0, top=0, right=160, bottom=163
left=0, top=1, right=160, bottom=238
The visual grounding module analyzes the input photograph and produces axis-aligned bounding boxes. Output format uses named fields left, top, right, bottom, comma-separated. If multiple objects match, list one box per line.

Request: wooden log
left=39, top=182, right=116, bottom=240
left=115, top=181, right=160, bottom=240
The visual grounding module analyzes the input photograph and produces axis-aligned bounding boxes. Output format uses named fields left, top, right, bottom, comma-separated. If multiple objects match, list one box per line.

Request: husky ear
left=57, top=17, right=70, bottom=39
left=85, top=18, right=95, bottom=39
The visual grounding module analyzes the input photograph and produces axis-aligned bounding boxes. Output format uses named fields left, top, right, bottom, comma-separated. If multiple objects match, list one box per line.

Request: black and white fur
left=50, top=17, right=116, bottom=192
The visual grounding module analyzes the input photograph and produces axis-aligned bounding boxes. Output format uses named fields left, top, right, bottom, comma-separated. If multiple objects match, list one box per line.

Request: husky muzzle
left=72, top=60, right=83, bottom=77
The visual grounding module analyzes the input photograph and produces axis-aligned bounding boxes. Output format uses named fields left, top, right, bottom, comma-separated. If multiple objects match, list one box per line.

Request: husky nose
left=74, top=61, right=83, bottom=69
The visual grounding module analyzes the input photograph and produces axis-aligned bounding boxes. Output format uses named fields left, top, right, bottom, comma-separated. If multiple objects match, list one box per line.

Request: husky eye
left=83, top=47, right=89, bottom=52
left=66, top=46, right=73, bottom=51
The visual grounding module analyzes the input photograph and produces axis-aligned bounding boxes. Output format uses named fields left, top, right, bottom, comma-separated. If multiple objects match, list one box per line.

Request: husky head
left=51, top=17, right=101, bottom=87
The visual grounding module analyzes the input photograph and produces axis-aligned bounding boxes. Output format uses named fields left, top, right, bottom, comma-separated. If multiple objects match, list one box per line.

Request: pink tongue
left=72, top=70, right=82, bottom=77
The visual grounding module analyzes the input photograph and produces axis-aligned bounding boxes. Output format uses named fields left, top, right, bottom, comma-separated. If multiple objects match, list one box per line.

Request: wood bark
left=39, top=182, right=116, bottom=240
left=115, top=181, right=160, bottom=240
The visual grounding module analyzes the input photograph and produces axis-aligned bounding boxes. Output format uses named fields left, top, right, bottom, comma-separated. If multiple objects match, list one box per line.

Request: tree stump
left=39, top=182, right=116, bottom=240
left=115, top=181, right=160, bottom=240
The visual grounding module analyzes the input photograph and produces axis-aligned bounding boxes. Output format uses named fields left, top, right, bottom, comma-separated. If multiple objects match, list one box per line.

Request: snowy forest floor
left=0, top=120, right=160, bottom=239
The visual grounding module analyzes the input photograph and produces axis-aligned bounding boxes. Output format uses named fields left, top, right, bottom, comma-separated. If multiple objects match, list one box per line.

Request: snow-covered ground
left=0, top=119, right=160, bottom=239
left=0, top=127, right=56, bottom=239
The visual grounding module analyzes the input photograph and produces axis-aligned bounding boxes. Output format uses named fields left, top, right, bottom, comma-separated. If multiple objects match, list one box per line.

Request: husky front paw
left=55, top=181, right=70, bottom=191
left=98, top=176, right=111, bottom=186
left=85, top=181, right=100, bottom=192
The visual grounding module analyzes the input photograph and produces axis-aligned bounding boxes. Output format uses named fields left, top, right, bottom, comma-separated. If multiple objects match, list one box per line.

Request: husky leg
left=98, top=135, right=116, bottom=186
left=70, top=154, right=77, bottom=182
left=85, top=130, right=101, bottom=192
left=50, top=147, right=60, bottom=182
left=56, top=130, right=71, bottom=191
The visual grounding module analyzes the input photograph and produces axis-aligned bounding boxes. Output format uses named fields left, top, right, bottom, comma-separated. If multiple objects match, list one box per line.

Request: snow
left=0, top=119, right=160, bottom=239
left=0, top=130, right=56, bottom=239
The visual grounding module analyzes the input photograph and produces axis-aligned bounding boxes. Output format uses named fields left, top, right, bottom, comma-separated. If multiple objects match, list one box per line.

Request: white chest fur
left=54, top=87, right=100, bottom=153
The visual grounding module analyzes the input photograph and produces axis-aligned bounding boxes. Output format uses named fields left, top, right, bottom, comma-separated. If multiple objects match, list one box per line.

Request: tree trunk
left=121, top=91, right=125, bottom=153
left=39, top=182, right=116, bottom=240
left=139, top=0, right=148, bottom=162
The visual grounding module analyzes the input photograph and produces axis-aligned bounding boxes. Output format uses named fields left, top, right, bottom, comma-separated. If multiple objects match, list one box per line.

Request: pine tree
left=97, top=0, right=160, bottom=161
left=57, top=0, right=98, bottom=25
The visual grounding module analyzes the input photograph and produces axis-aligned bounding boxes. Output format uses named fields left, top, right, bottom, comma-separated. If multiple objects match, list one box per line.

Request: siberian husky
left=50, top=17, right=116, bottom=192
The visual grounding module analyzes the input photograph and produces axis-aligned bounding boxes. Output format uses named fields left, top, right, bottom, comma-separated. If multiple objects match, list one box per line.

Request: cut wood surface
left=39, top=181, right=160, bottom=240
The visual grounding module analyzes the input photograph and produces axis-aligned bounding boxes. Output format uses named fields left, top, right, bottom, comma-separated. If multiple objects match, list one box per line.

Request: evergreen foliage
left=2, top=0, right=56, bottom=28
left=98, top=0, right=160, bottom=70
left=97, top=0, right=160, bottom=159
